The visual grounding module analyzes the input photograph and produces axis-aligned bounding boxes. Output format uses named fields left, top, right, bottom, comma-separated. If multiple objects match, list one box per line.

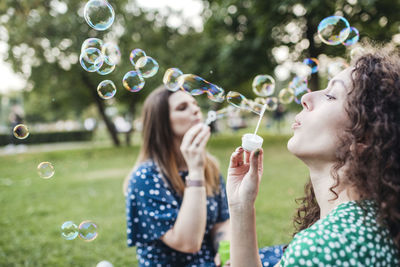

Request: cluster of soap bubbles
left=80, top=38, right=120, bottom=99
left=61, top=220, right=98, bottom=241
left=122, top=48, right=159, bottom=92
left=318, top=16, right=359, bottom=46
left=162, top=68, right=225, bottom=103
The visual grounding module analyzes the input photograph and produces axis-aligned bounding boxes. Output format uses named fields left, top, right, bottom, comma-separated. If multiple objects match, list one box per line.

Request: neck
left=305, top=158, right=359, bottom=219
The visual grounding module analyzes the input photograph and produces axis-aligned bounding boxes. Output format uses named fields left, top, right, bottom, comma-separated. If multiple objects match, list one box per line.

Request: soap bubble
left=251, top=98, right=268, bottom=114
left=78, top=220, right=98, bottom=241
left=135, top=56, right=159, bottom=78
left=13, top=124, right=29, bottom=139
left=97, top=80, right=116, bottom=99
left=265, top=97, right=279, bottom=111
left=278, top=88, right=295, bottom=104
left=129, top=48, right=146, bottom=66
left=101, top=42, right=121, bottom=65
left=96, top=261, right=114, bottom=267
left=342, top=27, right=359, bottom=46
left=177, top=74, right=225, bottom=102
left=328, top=61, right=349, bottom=79
left=163, top=68, right=183, bottom=91
left=252, top=75, right=275, bottom=97
left=81, top=38, right=104, bottom=52
left=302, top=58, right=319, bottom=75
left=61, top=221, right=78, bottom=240
left=80, top=47, right=104, bottom=72
left=227, top=91, right=262, bottom=114
left=289, top=76, right=310, bottom=104
left=96, top=56, right=115, bottom=75
left=318, top=16, right=351, bottom=45
left=37, top=162, right=55, bottom=179
left=84, top=0, right=115, bottom=31
left=122, top=71, right=145, bottom=92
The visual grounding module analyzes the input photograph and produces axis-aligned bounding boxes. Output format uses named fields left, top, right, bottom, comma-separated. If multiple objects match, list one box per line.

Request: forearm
left=171, top=171, right=207, bottom=250
left=212, top=220, right=230, bottom=252
left=229, top=205, right=262, bottom=267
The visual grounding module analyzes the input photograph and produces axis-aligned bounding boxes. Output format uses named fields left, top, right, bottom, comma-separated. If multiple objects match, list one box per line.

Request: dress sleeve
left=216, top=175, right=230, bottom=223
left=126, top=163, right=179, bottom=247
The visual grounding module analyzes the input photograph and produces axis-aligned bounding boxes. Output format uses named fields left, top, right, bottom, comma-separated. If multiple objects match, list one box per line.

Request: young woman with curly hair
left=226, top=49, right=400, bottom=266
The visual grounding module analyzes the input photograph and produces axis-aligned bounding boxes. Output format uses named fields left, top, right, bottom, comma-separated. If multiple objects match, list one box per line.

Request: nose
left=301, top=91, right=313, bottom=111
left=192, top=103, right=200, bottom=115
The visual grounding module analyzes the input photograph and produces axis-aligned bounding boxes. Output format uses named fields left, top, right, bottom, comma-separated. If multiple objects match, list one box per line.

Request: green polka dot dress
left=280, top=200, right=399, bottom=266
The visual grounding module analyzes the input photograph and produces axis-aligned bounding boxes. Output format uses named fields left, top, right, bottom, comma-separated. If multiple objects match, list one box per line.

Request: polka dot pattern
left=126, top=161, right=230, bottom=266
left=280, top=200, right=399, bottom=266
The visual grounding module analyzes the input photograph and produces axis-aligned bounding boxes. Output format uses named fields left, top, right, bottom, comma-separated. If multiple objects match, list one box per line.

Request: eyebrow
left=329, top=79, right=348, bottom=90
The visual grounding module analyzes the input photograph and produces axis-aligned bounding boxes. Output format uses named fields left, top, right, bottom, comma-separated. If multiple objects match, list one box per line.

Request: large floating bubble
left=163, top=68, right=183, bottom=92
left=97, top=80, right=116, bottom=99
left=80, top=47, right=104, bottom=72
left=177, top=74, right=225, bottom=103
left=81, top=38, right=104, bottom=52
left=13, top=124, right=29, bottom=139
left=129, top=48, right=146, bottom=66
left=101, top=42, right=121, bottom=65
left=84, top=0, right=115, bottom=31
left=122, top=71, right=145, bottom=92
left=252, top=75, right=275, bottom=97
left=318, top=16, right=351, bottom=45
left=135, top=56, right=159, bottom=78
left=96, top=56, right=115, bottom=75
left=61, top=221, right=79, bottom=240
left=342, top=27, right=359, bottom=46
left=278, top=88, right=295, bottom=104
left=78, top=220, right=98, bottom=241
left=37, top=162, right=55, bottom=179
left=302, top=58, right=319, bottom=75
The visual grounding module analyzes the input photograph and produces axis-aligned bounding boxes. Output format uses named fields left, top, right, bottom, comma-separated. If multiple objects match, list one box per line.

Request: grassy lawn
left=0, top=133, right=309, bottom=266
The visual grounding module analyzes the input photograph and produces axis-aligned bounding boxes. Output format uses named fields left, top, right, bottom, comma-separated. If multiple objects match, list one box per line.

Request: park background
left=0, top=0, right=399, bottom=266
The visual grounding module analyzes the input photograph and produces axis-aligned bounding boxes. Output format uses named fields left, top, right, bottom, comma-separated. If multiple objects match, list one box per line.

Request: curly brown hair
left=292, top=48, right=400, bottom=252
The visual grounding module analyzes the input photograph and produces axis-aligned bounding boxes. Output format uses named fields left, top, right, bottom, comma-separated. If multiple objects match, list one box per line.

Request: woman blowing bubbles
left=226, top=49, right=400, bottom=266
left=124, top=87, right=231, bottom=266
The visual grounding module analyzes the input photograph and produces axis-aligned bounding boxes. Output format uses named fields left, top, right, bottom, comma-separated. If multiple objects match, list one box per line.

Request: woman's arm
left=160, top=124, right=210, bottom=253
left=226, top=147, right=264, bottom=267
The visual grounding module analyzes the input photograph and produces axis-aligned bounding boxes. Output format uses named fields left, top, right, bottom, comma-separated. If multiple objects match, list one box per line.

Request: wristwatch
left=185, top=179, right=205, bottom=187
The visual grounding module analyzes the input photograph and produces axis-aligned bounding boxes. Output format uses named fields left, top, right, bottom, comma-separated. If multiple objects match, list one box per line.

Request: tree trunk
left=81, top=72, right=121, bottom=146
left=306, top=17, right=320, bottom=92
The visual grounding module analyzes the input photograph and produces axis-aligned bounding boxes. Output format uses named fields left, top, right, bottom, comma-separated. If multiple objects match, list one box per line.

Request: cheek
left=170, top=114, right=191, bottom=136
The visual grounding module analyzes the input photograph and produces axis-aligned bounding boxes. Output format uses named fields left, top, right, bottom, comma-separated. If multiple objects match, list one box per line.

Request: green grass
left=0, top=133, right=309, bottom=266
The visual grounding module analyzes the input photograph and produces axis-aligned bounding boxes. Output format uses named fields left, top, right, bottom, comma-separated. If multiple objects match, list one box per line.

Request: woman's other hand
left=180, top=123, right=211, bottom=174
left=226, top=147, right=263, bottom=210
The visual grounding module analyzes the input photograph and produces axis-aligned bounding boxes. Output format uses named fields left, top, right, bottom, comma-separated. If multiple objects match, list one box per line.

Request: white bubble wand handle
left=253, top=104, right=267, bottom=136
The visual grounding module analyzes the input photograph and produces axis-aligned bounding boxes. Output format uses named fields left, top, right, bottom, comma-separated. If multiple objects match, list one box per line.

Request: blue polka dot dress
left=279, top=200, right=400, bottom=266
left=126, top=161, right=230, bottom=267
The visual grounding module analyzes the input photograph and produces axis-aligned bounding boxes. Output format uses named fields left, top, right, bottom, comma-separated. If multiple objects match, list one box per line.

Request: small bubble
left=252, top=75, right=275, bottom=97
left=122, top=71, right=145, bottom=92
left=318, top=16, right=351, bottom=45
left=61, top=221, right=78, bottom=240
left=97, top=80, right=116, bottom=99
left=13, top=124, right=29, bottom=139
left=84, top=0, right=115, bottom=31
left=135, top=56, right=159, bottom=78
left=38, top=162, right=55, bottom=179
left=78, top=220, right=98, bottom=242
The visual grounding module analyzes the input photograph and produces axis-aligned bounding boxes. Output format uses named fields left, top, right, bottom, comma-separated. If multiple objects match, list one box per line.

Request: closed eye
left=325, top=94, right=336, bottom=100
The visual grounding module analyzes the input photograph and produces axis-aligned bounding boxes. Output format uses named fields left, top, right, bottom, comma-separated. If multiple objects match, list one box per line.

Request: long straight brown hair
left=124, top=86, right=220, bottom=196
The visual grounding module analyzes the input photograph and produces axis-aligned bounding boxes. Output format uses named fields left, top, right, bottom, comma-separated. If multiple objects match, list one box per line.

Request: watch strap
left=185, top=179, right=205, bottom=187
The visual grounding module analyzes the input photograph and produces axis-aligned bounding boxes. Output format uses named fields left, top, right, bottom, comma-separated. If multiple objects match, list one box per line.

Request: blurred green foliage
left=0, top=0, right=399, bottom=144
